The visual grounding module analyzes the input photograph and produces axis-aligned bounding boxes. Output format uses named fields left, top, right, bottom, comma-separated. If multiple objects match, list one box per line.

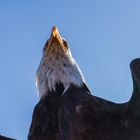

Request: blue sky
left=0, top=0, right=140, bottom=139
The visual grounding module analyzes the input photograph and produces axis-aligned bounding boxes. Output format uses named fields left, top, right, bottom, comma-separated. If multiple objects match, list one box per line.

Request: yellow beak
left=47, top=26, right=64, bottom=50
left=51, top=26, right=60, bottom=37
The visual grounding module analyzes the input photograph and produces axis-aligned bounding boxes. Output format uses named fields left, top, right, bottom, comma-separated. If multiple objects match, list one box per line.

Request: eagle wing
left=28, top=59, right=140, bottom=140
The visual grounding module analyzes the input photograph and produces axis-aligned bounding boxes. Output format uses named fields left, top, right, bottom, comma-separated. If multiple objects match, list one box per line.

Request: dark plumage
left=0, top=135, right=15, bottom=140
left=28, top=27, right=140, bottom=140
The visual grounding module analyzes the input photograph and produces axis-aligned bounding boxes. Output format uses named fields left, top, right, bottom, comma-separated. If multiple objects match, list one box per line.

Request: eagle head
left=36, top=26, right=86, bottom=99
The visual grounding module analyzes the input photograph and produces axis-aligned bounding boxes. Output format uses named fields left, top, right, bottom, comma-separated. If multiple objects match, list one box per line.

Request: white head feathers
left=36, top=26, right=86, bottom=99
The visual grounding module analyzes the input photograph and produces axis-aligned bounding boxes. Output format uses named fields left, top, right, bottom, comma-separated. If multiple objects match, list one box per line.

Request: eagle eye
left=43, top=40, right=49, bottom=52
left=63, top=39, right=68, bottom=49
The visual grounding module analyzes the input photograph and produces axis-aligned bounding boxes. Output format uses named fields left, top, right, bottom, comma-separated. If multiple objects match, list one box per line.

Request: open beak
left=47, top=26, right=65, bottom=50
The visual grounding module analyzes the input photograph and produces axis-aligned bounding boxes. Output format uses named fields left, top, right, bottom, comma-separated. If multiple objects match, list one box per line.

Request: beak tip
left=52, top=26, right=59, bottom=37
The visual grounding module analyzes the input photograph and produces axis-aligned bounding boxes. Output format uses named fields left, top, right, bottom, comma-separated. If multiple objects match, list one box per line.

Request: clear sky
left=0, top=0, right=140, bottom=139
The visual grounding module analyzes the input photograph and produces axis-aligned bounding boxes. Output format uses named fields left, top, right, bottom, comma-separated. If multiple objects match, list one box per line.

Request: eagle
left=28, top=26, right=140, bottom=140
